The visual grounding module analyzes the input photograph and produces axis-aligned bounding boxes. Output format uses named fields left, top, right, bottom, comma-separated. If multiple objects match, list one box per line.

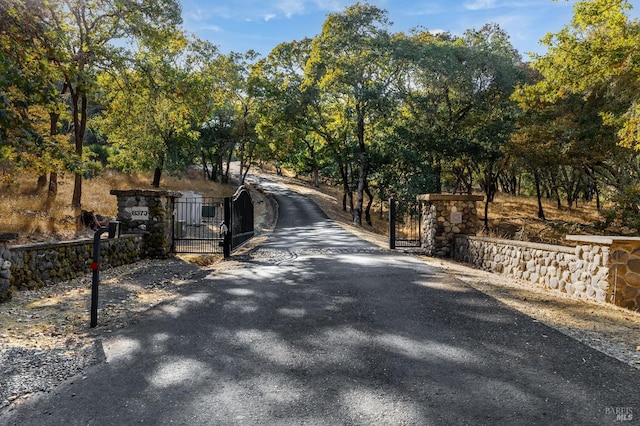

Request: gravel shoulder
left=0, top=184, right=276, bottom=411
left=1, top=173, right=639, bottom=412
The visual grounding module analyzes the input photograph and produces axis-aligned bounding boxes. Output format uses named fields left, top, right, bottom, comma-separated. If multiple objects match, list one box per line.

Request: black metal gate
left=173, top=195, right=225, bottom=254
left=227, top=186, right=254, bottom=254
left=389, top=198, right=422, bottom=249
left=172, top=186, right=254, bottom=256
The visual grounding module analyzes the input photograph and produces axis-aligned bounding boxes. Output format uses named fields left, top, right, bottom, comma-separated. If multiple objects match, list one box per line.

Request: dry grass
left=0, top=169, right=238, bottom=244
left=484, top=193, right=618, bottom=246
left=1, top=162, right=625, bottom=247
left=257, top=167, right=619, bottom=247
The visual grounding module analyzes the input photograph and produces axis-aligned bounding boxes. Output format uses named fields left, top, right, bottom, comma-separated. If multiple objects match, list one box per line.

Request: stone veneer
left=110, top=189, right=182, bottom=258
left=0, top=234, right=16, bottom=302
left=1, top=235, right=142, bottom=302
left=453, top=234, right=640, bottom=311
left=418, top=194, right=484, bottom=257
left=0, top=189, right=182, bottom=302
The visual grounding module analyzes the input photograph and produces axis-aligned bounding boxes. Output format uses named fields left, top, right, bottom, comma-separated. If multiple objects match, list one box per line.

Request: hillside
left=257, top=168, right=613, bottom=247
left=0, top=170, right=238, bottom=245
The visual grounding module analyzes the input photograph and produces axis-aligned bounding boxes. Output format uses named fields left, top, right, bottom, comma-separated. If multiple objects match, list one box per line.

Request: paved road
left=2, top=181, right=639, bottom=425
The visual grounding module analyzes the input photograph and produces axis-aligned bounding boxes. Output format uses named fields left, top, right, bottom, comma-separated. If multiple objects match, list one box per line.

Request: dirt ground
left=0, top=173, right=639, bottom=407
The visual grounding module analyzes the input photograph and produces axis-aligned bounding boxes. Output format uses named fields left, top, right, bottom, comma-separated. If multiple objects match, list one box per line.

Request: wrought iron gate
left=173, top=186, right=254, bottom=256
left=173, top=195, right=225, bottom=254
left=389, top=198, right=422, bottom=249
left=226, top=186, right=254, bottom=255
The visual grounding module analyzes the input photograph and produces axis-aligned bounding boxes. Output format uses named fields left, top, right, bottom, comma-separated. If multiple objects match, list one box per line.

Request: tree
left=199, top=105, right=235, bottom=182
left=306, top=3, right=399, bottom=225
left=459, top=25, right=524, bottom=230
left=4, top=0, right=182, bottom=208
left=514, top=0, right=640, bottom=226
left=534, top=0, right=639, bottom=149
left=251, top=39, right=320, bottom=185
left=220, top=51, right=260, bottom=185
left=395, top=25, right=522, bottom=229
left=0, top=1, right=73, bottom=203
left=96, top=35, right=202, bottom=187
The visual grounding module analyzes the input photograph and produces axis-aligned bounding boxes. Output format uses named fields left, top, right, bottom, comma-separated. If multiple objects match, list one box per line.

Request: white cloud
left=404, top=6, right=443, bottom=17
left=275, top=0, right=307, bottom=17
left=313, top=0, right=352, bottom=13
left=185, top=6, right=232, bottom=21
left=201, top=24, right=223, bottom=32
left=463, top=0, right=498, bottom=11
left=264, top=13, right=277, bottom=21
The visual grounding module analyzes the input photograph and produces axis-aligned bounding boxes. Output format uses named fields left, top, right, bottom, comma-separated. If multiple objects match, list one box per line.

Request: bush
left=600, top=186, right=640, bottom=232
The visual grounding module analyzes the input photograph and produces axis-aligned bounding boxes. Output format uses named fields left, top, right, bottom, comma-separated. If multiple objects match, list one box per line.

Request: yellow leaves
left=186, top=130, right=200, bottom=141
left=617, top=104, right=640, bottom=150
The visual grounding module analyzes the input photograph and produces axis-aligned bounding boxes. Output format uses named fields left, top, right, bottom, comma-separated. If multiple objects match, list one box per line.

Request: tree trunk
left=364, top=183, right=373, bottom=227
left=152, top=152, right=165, bottom=188
left=434, top=158, right=442, bottom=193
left=241, top=150, right=253, bottom=185
left=152, top=167, right=162, bottom=188
left=48, top=172, right=58, bottom=200
left=483, top=196, right=490, bottom=232
left=71, top=91, right=88, bottom=209
left=313, top=165, right=319, bottom=188
left=354, top=105, right=366, bottom=226
left=534, top=171, right=546, bottom=220
left=72, top=174, right=82, bottom=209
left=481, top=163, right=498, bottom=231
left=338, top=161, right=350, bottom=212
left=37, top=174, right=47, bottom=193
left=211, top=161, right=219, bottom=182
left=201, top=150, right=210, bottom=180
left=42, top=172, right=58, bottom=212
left=223, top=151, right=233, bottom=184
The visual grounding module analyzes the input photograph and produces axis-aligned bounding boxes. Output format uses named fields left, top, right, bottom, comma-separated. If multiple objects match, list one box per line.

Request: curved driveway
left=2, top=180, right=639, bottom=425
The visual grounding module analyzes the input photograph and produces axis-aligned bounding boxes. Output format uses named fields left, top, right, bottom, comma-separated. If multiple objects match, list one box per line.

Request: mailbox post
left=90, top=221, right=120, bottom=328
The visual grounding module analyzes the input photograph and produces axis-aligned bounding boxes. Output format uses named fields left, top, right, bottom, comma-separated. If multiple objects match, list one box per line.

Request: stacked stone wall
left=0, top=235, right=142, bottom=302
left=1, top=189, right=183, bottom=302
left=454, top=235, right=640, bottom=311
left=0, top=242, right=12, bottom=302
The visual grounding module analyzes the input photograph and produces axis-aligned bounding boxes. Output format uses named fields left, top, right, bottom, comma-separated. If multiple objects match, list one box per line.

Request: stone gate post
left=418, top=194, right=483, bottom=257
left=110, top=190, right=182, bottom=258
left=0, top=233, right=17, bottom=301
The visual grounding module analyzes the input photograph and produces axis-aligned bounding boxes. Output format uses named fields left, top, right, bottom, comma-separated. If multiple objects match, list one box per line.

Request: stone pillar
left=417, top=194, right=483, bottom=257
left=567, top=235, right=640, bottom=310
left=0, top=233, right=17, bottom=301
left=609, top=240, right=640, bottom=310
left=110, top=190, right=182, bottom=258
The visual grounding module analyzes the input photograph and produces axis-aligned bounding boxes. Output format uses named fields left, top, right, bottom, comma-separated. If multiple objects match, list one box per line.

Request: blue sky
left=178, top=0, right=632, bottom=60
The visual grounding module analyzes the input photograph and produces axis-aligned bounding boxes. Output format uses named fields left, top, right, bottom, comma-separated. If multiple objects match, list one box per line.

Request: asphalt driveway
left=1, top=180, right=638, bottom=425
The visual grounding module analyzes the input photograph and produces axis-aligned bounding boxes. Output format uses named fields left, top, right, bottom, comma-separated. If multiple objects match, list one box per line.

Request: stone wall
left=0, top=189, right=184, bottom=302
left=0, top=241, right=13, bottom=302
left=1, top=235, right=142, bottom=302
left=453, top=234, right=640, bottom=311
left=418, top=194, right=483, bottom=257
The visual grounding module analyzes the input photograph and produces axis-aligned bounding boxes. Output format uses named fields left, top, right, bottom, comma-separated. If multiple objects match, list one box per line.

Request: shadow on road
left=3, top=182, right=638, bottom=425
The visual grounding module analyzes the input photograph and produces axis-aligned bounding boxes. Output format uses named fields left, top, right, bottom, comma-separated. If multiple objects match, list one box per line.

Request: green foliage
left=602, top=186, right=640, bottom=231
left=3, top=0, right=640, bottom=234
